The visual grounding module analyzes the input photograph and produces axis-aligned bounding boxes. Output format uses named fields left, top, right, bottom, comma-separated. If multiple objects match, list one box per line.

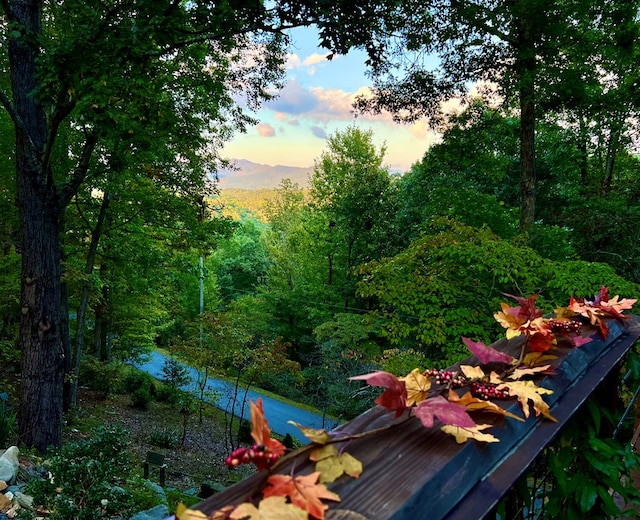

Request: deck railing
left=187, top=316, right=640, bottom=520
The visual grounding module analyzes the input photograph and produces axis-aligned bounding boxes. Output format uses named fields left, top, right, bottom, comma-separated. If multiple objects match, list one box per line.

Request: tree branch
left=58, top=129, right=99, bottom=209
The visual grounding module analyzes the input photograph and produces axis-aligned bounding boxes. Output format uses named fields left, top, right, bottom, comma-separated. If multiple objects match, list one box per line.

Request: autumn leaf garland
left=176, top=286, right=636, bottom=520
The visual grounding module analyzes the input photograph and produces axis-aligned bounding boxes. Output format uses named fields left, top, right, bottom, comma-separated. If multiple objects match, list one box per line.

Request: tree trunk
left=9, top=0, right=66, bottom=452
left=517, top=14, right=537, bottom=233
left=69, top=192, right=111, bottom=408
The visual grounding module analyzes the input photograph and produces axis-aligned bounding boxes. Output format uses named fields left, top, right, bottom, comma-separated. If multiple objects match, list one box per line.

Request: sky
left=222, top=27, right=441, bottom=173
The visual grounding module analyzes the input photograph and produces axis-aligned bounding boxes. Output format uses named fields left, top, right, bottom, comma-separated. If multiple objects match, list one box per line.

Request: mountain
left=214, top=159, right=313, bottom=190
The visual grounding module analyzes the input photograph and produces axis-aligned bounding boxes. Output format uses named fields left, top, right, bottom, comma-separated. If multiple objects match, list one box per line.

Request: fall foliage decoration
left=176, top=287, right=636, bottom=520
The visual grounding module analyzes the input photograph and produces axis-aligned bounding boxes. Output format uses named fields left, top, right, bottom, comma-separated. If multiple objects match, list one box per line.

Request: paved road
left=133, top=351, right=337, bottom=443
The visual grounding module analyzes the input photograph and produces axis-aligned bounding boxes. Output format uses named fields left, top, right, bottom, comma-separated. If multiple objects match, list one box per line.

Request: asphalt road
left=133, top=351, right=337, bottom=443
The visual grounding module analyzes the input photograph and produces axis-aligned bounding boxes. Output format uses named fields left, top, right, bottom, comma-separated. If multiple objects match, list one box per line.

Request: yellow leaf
left=460, top=365, right=485, bottom=380
left=175, top=503, right=209, bottom=519
left=400, top=368, right=431, bottom=406
left=508, top=365, right=553, bottom=380
left=523, top=352, right=558, bottom=367
left=230, top=497, right=307, bottom=520
left=441, top=424, right=500, bottom=443
left=310, top=444, right=363, bottom=483
left=448, top=390, right=524, bottom=422
left=497, top=380, right=556, bottom=422
left=288, top=421, right=333, bottom=444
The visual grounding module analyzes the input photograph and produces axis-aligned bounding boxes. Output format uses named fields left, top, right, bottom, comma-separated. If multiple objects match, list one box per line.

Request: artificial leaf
left=508, top=365, right=554, bottom=380
left=230, top=497, right=307, bottom=520
left=460, top=365, right=485, bottom=380
left=175, top=504, right=209, bottom=519
left=289, top=422, right=332, bottom=445
left=523, top=352, right=557, bottom=367
left=400, top=368, right=431, bottom=406
left=503, top=292, right=543, bottom=321
left=493, top=303, right=524, bottom=339
left=448, top=390, right=524, bottom=421
left=497, top=380, right=556, bottom=422
left=441, top=424, right=499, bottom=443
left=528, top=332, right=554, bottom=353
left=250, top=399, right=286, bottom=460
left=414, top=395, right=476, bottom=429
left=264, top=472, right=340, bottom=520
left=310, top=444, right=363, bottom=483
left=350, top=371, right=407, bottom=416
left=211, top=506, right=239, bottom=519
left=462, top=337, right=515, bottom=365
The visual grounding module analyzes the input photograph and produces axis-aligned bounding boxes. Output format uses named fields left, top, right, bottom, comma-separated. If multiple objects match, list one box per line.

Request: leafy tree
left=1, top=0, right=394, bottom=452
left=357, top=218, right=639, bottom=366
left=309, top=126, right=396, bottom=309
left=346, top=0, right=638, bottom=232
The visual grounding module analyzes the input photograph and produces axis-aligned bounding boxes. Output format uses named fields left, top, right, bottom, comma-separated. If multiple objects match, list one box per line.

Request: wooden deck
left=191, top=317, right=640, bottom=520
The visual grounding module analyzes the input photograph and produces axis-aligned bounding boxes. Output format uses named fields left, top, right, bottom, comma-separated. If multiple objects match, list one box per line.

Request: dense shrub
left=27, top=426, right=137, bottom=520
left=78, top=358, right=125, bottom=398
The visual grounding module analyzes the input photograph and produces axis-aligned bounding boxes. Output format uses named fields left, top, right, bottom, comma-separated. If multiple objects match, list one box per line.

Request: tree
left=347, top=0, right=638, bottom=232
left=2, top=0, right=409, bottom=452
left=309, top=126, right=396, bottom=309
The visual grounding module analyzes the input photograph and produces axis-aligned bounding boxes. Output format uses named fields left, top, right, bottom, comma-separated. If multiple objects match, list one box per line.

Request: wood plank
left=192, top=317, right=640, bottom=520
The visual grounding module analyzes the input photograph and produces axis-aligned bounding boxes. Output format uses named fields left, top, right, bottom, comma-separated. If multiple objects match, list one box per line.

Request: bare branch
left=58, top=129, right=99, bottom=209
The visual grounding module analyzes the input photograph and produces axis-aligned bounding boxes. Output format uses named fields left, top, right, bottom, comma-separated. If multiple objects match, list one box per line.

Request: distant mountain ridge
left=215, top=159, right=313, bottom=190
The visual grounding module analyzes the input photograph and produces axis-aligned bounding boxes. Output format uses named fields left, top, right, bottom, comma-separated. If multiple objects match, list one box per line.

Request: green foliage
left=27, top=426, right=136, bottom=520
left=147, top=427, right=180, bottom=449
left=78, top=358, right=125, bottom=398
left=357, top=218, right=640, bottom=366
left=161, top=358, right=192, bottom=390
left=0, top=393, right=16, bottom=447
left=542, top=400, right=640, bottom=518
left=130, top=386, right=153, bottom=410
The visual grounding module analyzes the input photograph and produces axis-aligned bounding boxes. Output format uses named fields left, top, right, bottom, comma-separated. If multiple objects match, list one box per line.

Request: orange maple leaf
left=399, top=368, right=431, bottom=406
left=251, top=399, right=286, bottom=458
left=264, top=472, right=340, bottom=520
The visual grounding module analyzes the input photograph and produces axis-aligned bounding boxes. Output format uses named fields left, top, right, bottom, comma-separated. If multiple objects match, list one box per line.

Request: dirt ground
left=71, top=388, right=253, bottom=493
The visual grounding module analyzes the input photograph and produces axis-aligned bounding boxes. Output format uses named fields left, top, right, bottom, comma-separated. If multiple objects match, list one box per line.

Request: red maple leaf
left=413, top=396, right=476, bottom=429
left=350, top=371, right=407, bottom=417
left=503, top=292, right=543, bottom=322
left=462, top=337, right=515, bottom=365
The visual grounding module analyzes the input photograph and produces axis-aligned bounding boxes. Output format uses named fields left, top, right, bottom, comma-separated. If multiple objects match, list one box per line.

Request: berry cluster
left=225, top=444, right=280, bottom=469
left=426, top=369, right=466, bottom=387
left=548, top=319, right=582, bottom=335
left=470, top=382, right=510, bottom=400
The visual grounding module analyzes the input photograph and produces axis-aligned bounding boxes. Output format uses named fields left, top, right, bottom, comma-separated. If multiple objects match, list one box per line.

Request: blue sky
left=222, top=27, right=441, bottom=173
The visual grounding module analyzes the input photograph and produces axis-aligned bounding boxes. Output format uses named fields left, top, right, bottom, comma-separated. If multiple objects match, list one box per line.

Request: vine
left=175, top=287, right=637, bottom=520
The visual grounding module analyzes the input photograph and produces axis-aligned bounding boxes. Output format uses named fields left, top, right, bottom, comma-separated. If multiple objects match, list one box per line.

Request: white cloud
left=256, top=123, right=276, bottom=137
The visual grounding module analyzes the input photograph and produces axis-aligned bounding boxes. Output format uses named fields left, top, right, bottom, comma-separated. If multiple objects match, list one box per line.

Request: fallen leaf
left=448, top=390, right=524, bottom=421
left=230, top=497, right=307, bottom=520
left=462, top=337, right=515, bottom=365
left=400, top=368, right=431, bottom=406
left=264, top=472, right=340, bottom=520
left=460, top=365, right=485, bottom=380
left=441, top=424, right=500, bottom=443
left=350, top=371, right=407, bottom=416
left=497, top=380, right=556, bottom=422
left=288, top=422, right=333, bottom=445
left=414, top=395, right=476, bottom=429
left=310, top=444, right=363, bottom=483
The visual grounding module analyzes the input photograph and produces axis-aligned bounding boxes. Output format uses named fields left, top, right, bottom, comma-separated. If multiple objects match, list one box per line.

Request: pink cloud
left=256, top=123, right=276, bottom=137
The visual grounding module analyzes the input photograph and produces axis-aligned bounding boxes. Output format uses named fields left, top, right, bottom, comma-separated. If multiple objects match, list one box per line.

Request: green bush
left=148, top=427, right=180, bottom=449
left=27, top=425, right=136, bottom=520
left=78, top=358, right=124, bottom=398
left=0, top=393, right=15, bottom=446
left=123, top=370, right=156, bottom=395
left=130, top=386, right=153, bottom=410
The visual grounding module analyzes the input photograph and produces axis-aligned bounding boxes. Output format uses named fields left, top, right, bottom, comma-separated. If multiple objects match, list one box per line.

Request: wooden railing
left=189, top=316, right=640, bottom=520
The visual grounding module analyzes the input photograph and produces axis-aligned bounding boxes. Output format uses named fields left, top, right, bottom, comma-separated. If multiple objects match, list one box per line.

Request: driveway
left=133, top=351, right=338, bottom=443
